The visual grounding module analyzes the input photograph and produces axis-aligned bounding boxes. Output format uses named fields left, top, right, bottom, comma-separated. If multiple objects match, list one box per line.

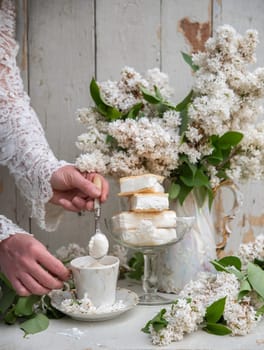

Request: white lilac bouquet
left=75, top=24, right=264, bottom=206
left=142, top=235, right=264, bottom=345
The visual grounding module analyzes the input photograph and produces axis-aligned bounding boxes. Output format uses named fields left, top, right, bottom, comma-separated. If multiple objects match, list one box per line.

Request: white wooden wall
left=1, top=0, right=264, bottom=254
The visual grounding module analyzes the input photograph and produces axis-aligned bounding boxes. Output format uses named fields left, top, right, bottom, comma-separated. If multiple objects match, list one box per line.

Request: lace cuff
left=0, top=215, right=30, bottom=242
left=30, top=160, right=68, bottom=232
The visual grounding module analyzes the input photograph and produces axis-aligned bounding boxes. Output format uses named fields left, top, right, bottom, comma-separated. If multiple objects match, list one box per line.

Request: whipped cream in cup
left=70, top=255, right=119, bottom=307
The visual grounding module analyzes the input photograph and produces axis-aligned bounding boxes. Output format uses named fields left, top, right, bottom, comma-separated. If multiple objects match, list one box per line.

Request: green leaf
left=256, top=304, right=264, bottom=317
left=211, top=258, right=244, bottom=279
left=15, top=295, right=41, bottom=317
left=90, top=78, right=121, bottom=121
left=247, top=262, right=264, bottom=299
left=207, top=186, right=214, bottom=210
left=181, top=52, right=199, bottom=72
left=125, top=102, right=143, bottom=119
left=41, top=295, right=64, bottom=319
left=216, top=256, right=242, bottom=271
left=253, top=258, right=264, bottom=270
left=211, top=260, right=229, bottom=273
left=193, top=169, right=210, bottom=187
left=193, top=187, right=208, bottom=207
left=127, top=252, right=144, bottom=281
left=141, top=86, right=161, bottom=104
left=168, top=182, right=181, bottom=200
left=175, top=90, right=193, bottom=111
left=0, top=272, right=13, bottom=290
left=238, top=279, right=252, bottom=300
left=179, top=108, right=189, bottom=136
left=218, top=131, right=243, bottom=148
left=177, top=183, right=192, bottom=205
left=0, top=285, right=16, bottom=314
left=206, top=148, right=223, bottom=165
left=154, top=85, right=163, bottom=100
left=141, top=309, right=168, bottom=334
left=156, top=102, right=169, bottom=116
left=205, top=297, right=226, bottom=323
left=203, top=323, right=232, bottom=336
left=90, top=77, right=107, bottom=106
left=4, top=306, right=17, bottom=325
left=20, top=313, right=49, bottom=337
left=180, top=173, right=194, bottom=187
left=179, top=161, right=197, bottom=187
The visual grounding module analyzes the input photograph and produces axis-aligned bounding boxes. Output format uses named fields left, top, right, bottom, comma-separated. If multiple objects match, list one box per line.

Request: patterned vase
left=158, top=181, right=242, bottom=293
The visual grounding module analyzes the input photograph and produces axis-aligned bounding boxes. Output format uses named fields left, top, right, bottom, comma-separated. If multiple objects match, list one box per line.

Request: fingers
left=83, top=173, right=109, bottom=202
left=53, top=190, right=88, bottom=212
left=85, top=199, right=95, bottom=211
left=71, top=196, right=88, bottom=209
left=18, top=273, right=51, bottom=296
left=99, top=175, right=109, bottom=202
left=70, top=171, right=101, bottom=198
left=11, top=278, right=31, bottom=297
left=29, top=262, right=65, bottom=290
left=37, top=249, right=70, bottom=282
left=0, top=234, right=70, bottom=296
left=50, top=166, right=109, bottom=212
left=58, top=198, right=83, bottom=212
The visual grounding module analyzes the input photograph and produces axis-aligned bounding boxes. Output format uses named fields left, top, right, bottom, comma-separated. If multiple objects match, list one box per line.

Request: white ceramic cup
left=70, top=255, right=120, bottom=307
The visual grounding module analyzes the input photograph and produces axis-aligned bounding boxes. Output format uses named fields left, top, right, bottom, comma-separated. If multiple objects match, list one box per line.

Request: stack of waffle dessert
left=112, top=174, right=177, bottom=246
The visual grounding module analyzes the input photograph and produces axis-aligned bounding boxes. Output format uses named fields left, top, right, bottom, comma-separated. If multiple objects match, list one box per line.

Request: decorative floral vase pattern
left=158, top=181, right=242, bottom=293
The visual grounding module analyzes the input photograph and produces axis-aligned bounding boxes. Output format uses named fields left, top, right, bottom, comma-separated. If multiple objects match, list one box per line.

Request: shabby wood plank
left=28, top=0, right=96, bottom=252
left=161, top=0, right=212, bottom=101
left=96, top=0, right=161, bottom=80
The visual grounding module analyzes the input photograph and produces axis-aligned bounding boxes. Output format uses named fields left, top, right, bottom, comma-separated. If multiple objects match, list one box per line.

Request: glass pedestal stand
left=140, top=247, right=171, bottom=305
left=107, top=216, right=195, bottom=305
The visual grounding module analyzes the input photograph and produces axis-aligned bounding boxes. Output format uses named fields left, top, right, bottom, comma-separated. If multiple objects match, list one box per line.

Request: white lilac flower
left=145, top=67, right=174, bottom=99
left=75, top=25, right=264, bottom=198
left=179, top=143, right=201, bottom=164
left=119, top=66, right=148, bottom=92
left=185, top=126, right=202, bottom=143
left=238, top=29, right=259, bottom=63
left=75, top=151, right=108, bottom=174
left=76, top=107, right=102, bottom=127
left=55, top=243, right=86, bottom=262
left=75, top=129, right=107, bottom=153
left=224, top=298, right=260, bottom=336
left=148, top=236, right=264, bottom=346
left=107, top=150, right=147, bottom=177
left=238, top=234, right=264, bottom=267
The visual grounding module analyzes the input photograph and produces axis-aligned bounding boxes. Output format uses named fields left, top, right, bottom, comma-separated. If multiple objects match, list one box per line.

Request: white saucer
left=49, top=288, right=139, bottom=321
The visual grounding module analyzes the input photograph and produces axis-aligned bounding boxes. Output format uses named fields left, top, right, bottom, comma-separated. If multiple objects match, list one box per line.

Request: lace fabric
left=0, top=0, right=66, bottom=240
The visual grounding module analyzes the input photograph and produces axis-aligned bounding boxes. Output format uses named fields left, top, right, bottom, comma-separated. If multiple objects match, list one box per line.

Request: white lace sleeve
left=0, top=215, right=29, bottom=241
left=0, top=0, right=66, bottom=238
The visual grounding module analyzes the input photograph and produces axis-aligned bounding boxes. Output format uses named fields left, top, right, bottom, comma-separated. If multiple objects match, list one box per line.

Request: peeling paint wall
left=1, top=0, right=264, bottom=254
left=178, top=17, right=211, bottom=52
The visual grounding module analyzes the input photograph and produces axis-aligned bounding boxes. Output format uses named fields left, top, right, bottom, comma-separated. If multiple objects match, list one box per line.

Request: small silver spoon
left=88, top=175, right=109, bottom=259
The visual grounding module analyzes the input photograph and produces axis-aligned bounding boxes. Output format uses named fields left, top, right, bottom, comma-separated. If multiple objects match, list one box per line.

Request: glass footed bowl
left=105, top=216, right=195, bottom=305
left=106, top=216, right=195, bottom=251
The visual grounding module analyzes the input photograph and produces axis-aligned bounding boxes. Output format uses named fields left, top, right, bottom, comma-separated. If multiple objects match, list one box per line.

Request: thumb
left=71, top=171, right=101, bottom=198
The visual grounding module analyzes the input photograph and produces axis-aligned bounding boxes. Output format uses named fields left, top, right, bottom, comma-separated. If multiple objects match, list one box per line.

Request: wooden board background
left=1, top=0, right=264, bottom=254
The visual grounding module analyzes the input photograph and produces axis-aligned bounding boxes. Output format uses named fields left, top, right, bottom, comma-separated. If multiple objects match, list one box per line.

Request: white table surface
left=1, top=279, right=264, bottom=350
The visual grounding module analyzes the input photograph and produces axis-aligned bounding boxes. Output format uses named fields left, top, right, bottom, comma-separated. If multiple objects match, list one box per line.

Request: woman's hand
left=0, top=234, right=70, bottom=296
left=49, top=165, right=109, bottom=212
